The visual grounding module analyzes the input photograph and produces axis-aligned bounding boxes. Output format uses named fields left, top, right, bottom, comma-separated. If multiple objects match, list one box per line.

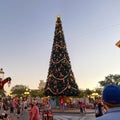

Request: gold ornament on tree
left=67, top=84, right=71, bottom=89
left=49, top=73, right=52, bottom=78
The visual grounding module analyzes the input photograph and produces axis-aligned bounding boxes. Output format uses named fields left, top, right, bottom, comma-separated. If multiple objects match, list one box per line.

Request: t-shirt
left=29, top=106, right=40, bottom=120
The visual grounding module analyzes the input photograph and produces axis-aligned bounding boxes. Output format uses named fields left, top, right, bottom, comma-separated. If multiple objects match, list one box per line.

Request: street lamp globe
left=0, top=68, right=4, bottom=80
left=24, top=88, right=30, bottom=97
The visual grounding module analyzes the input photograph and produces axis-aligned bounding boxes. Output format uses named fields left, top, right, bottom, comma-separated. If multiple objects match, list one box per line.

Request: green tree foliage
left=31, top=89, right=45, bottom=97
left=0, top=89, right=6, bottom=97
left=95, top=88, right=102, bottom=95
left=79, top=88, right=92, bottom=98
left=78, top=90, right=85, bottom=98
left=11, top=85, right=28, bottom=97
left=99, top=74, right=120, bottom=87
left=85, top=88, right=92, bottom=96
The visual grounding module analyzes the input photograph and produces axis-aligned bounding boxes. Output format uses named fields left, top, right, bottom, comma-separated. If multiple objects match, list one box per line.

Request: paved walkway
left=0, top=108, right=95, bottom=120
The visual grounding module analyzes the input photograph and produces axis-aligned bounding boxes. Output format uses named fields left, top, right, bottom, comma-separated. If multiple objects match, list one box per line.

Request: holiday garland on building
left=44, top=16, right=79, bottom=96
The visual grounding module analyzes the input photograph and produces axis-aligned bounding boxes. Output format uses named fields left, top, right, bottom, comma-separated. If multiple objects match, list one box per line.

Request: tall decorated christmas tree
left=45, top=16, right=79, bottom=96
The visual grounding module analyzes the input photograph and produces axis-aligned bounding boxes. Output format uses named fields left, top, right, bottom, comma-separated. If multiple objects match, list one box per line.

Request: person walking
left=29, top=100, right=40, bottom=120
left=16, top=100, right=21, bottom=119
left=82, top=102, right=86, bottom=113
left=59, top=97, right=64, bottom=111
left=96, top=84, right=120, bottom=120
left=79, top=101, right=83, bottom=113
left=95, top=98, right=103, bottom=118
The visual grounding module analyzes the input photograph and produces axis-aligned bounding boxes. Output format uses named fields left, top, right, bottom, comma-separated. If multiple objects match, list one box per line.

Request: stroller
left=0, top=112, right=8, bottom=120
left=42, top=102, right=53, bottom=120
left=42, top=110, right=53, bottom=120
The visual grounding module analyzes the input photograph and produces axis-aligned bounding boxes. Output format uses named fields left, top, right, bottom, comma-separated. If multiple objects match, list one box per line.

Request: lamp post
left=0, top=68, right=5, bottom=97
left=91, top=90, right=99, bottom=100
left=24, top=88, right=30, bottom=99
left=0, top=68, right=4, bottom=81
left=92, top=92, right=99, bottom=99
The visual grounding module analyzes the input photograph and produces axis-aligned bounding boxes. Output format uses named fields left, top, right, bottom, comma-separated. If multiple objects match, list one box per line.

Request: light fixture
left=115, top=40, right=120, bottom=48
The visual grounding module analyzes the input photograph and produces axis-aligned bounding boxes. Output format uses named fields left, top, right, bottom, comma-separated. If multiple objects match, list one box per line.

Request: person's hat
left=102, top=84, right=120, bottom=105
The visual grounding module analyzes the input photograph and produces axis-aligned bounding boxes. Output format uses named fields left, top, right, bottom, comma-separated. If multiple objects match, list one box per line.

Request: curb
left=52, top=109, right=95, bottom=114
left=53, top=112, right=95, bottom=114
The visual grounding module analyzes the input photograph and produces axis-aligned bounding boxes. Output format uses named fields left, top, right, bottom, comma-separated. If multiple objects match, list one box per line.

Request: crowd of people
left=0, top=84, right=120, bottom=120
left=78, top=84, right=120, bottom=120
left=0, top=97, right=52, bottom=120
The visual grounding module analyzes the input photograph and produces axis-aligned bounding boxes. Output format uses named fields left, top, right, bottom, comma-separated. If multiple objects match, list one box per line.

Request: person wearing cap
left=96, top=84, right=120, bottom=120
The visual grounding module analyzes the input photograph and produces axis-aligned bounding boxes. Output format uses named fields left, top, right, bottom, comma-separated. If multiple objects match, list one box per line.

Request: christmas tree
left=44, top=16, right=79, bottom=96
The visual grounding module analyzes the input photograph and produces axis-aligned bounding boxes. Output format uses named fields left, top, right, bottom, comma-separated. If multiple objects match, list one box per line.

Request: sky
left=0, top=0, right=120, bottom=93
